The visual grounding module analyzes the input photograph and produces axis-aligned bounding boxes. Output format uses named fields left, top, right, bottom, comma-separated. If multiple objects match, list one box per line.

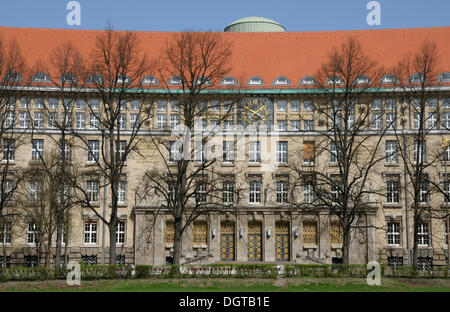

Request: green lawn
left=1, top=277, right=449, bottom=292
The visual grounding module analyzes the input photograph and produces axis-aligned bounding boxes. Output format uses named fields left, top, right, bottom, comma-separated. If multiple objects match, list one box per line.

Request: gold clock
left=241, top=98, right=269, bottom=125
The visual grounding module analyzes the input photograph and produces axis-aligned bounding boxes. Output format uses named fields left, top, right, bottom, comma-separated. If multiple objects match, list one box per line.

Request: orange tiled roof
left=0, top=26, right=449, bottom=87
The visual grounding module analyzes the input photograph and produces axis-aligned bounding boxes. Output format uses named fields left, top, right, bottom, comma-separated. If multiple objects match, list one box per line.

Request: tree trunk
left=342, top=229, right=351, bottom=265
left=54, top=211, right=64, bottom=268
left=173, top=217, right=183, bottom=265
left=109, top=220, right=117, bottom=265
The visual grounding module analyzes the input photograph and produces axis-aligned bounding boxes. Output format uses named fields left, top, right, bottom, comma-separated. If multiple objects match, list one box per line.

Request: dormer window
left=60, top=73, right=78, bottom=83
left=220, top=76, right=237, bottom=86
left=326, top=76, right=344, bottom=85
left=409, top=72, right=425, bottom=83
left=32, top=72, right=50, bottom=83
left=117, top=75, right=131, bottom=84
left=195, top=76, right=212, bottom=86
left=299, top=76, right=317, bottom=86
left=3, top=71, right=22, bottom=82
left=438, top=72, right=450, bottom=82
left=86, top=73, right=104, bottom=84
left=381, top=74, right=399, bottom=84
left=246, top=76, right=264, bottom=86
left=272, top=76, right=290, bottom=86
left=142, top=75, right=158, bottom=85
left=354, top=75, right=371, bottom=85
left=168, top=76, right=182, bottom=85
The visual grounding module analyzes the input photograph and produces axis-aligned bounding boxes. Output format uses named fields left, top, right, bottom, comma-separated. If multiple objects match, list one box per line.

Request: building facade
left=0, top=18, right=449, bottom=267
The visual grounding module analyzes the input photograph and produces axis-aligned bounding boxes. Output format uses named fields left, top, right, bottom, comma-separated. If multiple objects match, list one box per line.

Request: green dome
left=224, top=16, right=286, bottom=32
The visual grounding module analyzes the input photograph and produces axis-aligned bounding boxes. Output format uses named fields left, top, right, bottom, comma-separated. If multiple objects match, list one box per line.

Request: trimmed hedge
left=135, top=264, right=278, bottom=279
left=285, top=264, right=369, bottom=278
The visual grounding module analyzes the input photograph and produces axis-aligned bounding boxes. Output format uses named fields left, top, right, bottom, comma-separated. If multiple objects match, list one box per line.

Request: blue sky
left=0, top=0, right=448, bottom=32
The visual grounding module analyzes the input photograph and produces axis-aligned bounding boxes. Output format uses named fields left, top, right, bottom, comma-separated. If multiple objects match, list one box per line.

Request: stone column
left=209, top=213, right=220, bottom=263
left=236, top=214, right=247, bottom=262
left=264, top=213, right=275, bottom=262
left=319, top=212, right=331, bottom=261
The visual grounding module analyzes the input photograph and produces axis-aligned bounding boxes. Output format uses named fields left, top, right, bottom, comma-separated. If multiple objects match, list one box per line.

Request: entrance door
left=220, top=222, right=235, bottom=261
left=248, top=222, right=262, bottom=261
left=275, top=222, right=290, bottom=261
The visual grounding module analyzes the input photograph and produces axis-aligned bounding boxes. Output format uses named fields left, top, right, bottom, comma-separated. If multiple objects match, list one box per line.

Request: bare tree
left=138, top=31, right=245, bottom=266
left=68, top=27, right=153, bottom=265
left=290, top=36, right=388, bottom=264
left=0, top=37, right=29, bottom=267
left=392, top=40, right=449, bottom=267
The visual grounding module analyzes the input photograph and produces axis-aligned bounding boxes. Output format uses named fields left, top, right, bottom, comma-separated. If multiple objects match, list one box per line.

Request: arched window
left=246, top=76, right=264, bottom=86
left=141, top=75, right=158, bottom=85
left=219, top=76, right=237, bottom=86
left=326, top=76, right=344, bottom=85
left=272, top=76, right=291, bottom=86
left=117, top=75, right=131, bottom=84
left=353, top=75, right=371, bottom=85
left=32, top=72, right=50, bottom=82
left=60, top=73, right=78, bottom=83
left=381, top=74, right=399, bottom=84
left=409, top=72, right=425, bottom=83
left=86, top=73, right=104, bottom=84
left=3, top=71, right=22, bottom=82
left=438, top=72, right=450, bottom=82
left=195, top=76, right=212, bottom=86
left=299, top=76, right=317, bottom=86
left=168, top=76, right=182, bottom=85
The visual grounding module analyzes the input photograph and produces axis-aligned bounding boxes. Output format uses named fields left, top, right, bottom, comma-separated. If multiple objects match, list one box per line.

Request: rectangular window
left=63, top=99, right=73, bottom=109
left=118, top=181, right=126, bottom=204
left=385, top=99, right=396, bottom=110
left=249, top=141, right=261, bottom=164
left=119, top=114, right=127, bottom=130
left=31, top=139, right=44, bottom=160
left=75, top=112, right=86, bottom=129
left=347, top=114, right=355, bottom=129
left=223, top=120, right=234, bottom=132
left=194, top=142, right=204, bottom=163
left=29, top=181, right=42, bottom=202
left=414, top=141, right=427, bottom=163
left=130, top=114, right=139, bottom=129
left=428, top=98, right=437, bottom=109
left=116, top=221, right=125, bottom=244
left=290, top=100, right=300, bottom=112
left=59, top=140, right=72, bottom=161
left=428, top=112, right=438, bottom=129
left=2, top=139, right=15, bottom=162
left=27, top=223, right=36, bottom=244
left=303, top=184, right=314, bottom=203
left=0, top=221, right=12, bottom=244
left=165, top=220, right=175, bottom=245
left=372, top=113, right=382, bottom=130
left=443, top=98, right=450, bottom=109
left=249, top=182, right=261, bottom=203
left=442, top=112, right=450, bottom=129
left=303, top=100, right=314, bottom=111
left=222, top=141, right=234, bottom=163
left=89, top=113, right=99, bottom=129
left=303, top=141, right=315, bottom=164
left=276, top=141, right=288, bottom=164
left=330, top=222, right=344, bottom=245
left=330, top=142, right=342, bottom=163
left=386, top=112, right=396, bottom=130
left=195, top=183, right=207, bottom=203
left=277, top=120, right=287, bottom=131
left=157, top=100, right=167, bottom=112
left=277, top=100, right=287, bottom=112
left=290, top=120, right=300, bottom=131
left=88, top=140, right=99, bottom=162
left=34, top=98, right=44, bottom=109
left=116, top=140, right=126, bottom=161
left=130, top=100, right=140, bottom=110
left=169, top=114, right=179, bottom=131
left=303, top=221, right=317, bottom=245
left=276, top=182, right=289, bottom=203
left=444, top=178, right=450, bottom=204
left=372, top=99, right=382, bottom=110
left=418, top=223, right=429, bottom=246
left=19, top=112, right=30, bottom=128
left=76, top=99, right=86, bottom=109
left=387, top=222, right=401, bottom=246
left=413, top=112, right=421, bottom=129
left=61, top=112, right=72, bottom=128
left=210, top=120, right=220, bottom=131
left=49, top=98, right=59, bottom=109
left=385, top=141, right=398, bottom=164
left=419, top=179, right=429, bottom=204
left=209, top=101, right=220, bottom=112
left=20, top=98, right=30, bottom=109
left=89, top=99, right=100, bottom=110
left=157, top=114, right=167, bottom=130
left=171, top=101, right=180, bottom=112
left=48, top=112, right=58, bottom=129
left=222, top=182, right=235, bottom=204
left=192, top=221, right=207, bottom=245
left=304, top=120, right=314, bottom=131
left=169, top=141, right=180, bottom=162
left=386, top=180, right=400, bottom=203
left=84, top=222, right=97, bottom=244
left=33, top=112, right=44, bottom=129
left=5, top=111, right=15, bottom=128
left=86, top=180, right=99, bottom=203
